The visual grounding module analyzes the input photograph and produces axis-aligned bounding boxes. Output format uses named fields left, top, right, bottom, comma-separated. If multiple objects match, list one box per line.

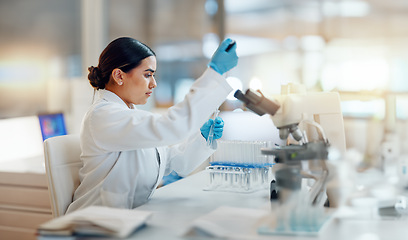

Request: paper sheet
left=184, top=206, right=270, bottom=239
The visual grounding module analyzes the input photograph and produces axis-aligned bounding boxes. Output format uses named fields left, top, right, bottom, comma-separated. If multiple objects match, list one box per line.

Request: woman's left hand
left=200, top=117, right=224, bottom=140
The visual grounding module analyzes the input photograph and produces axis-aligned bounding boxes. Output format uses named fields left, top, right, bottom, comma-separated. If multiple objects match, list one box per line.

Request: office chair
left=43, top=134, right=82, bottom=218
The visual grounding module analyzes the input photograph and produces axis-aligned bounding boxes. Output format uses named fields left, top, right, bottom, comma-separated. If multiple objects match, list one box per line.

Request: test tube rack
left=204, top=140, right=274, bottom=193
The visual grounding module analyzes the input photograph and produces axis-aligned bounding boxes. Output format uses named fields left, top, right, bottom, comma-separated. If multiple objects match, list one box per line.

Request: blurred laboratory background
left=2, top=1, right=408, bottom=239
left=1, top=0, right=408, bottom=169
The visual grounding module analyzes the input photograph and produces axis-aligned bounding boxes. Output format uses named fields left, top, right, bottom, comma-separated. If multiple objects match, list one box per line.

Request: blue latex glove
left=200, top=117, right=224, bottom=140
left=208, top=38, right=238, bottom=75
left=161, top=171, right=183, bottom=186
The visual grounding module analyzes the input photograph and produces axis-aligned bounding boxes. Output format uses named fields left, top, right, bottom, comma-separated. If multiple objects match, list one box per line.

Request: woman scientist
left=66, top=37, right=238, bottom=213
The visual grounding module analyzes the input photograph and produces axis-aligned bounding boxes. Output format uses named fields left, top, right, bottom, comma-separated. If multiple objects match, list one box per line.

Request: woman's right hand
left=208, top=38, right=238, bottom=75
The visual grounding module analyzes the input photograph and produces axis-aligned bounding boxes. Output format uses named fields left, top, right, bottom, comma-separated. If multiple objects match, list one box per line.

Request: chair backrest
left=43, top=134, right=82, bottom=218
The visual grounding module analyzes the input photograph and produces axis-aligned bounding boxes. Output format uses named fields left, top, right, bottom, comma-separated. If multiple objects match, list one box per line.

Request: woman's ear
left=112, top=68, right=124, bottom=86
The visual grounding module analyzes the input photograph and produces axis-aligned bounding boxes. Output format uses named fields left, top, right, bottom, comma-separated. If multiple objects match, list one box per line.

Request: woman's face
left=121, top=56, right=157, bottom=106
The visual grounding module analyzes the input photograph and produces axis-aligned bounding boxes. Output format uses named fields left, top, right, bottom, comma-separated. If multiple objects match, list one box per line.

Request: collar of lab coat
left=97, top=89, right=136, bottom=109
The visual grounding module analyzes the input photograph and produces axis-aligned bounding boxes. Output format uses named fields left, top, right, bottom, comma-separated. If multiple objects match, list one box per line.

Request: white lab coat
left=66, top=68, right=232, bottom=213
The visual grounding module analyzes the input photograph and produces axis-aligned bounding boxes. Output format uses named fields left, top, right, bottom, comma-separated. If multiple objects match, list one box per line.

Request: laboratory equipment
left=205, top=40, right=236, bottom=147
left=204, top=140, right=274, bottom=193
left=225, top=40, right=236, bottom=52
left=235, top=85, right=346, bottom=152
left=206, top=109, right=220, bottom=147
left=235, top=83, right=346, bottom=235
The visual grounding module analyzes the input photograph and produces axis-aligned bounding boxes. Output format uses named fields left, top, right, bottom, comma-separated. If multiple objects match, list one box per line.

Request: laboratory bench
left=125, top=170, right=408, bottom=240
left=8, top=159, right=405, bottom=240
left=0, top=156, right=52, bottom=240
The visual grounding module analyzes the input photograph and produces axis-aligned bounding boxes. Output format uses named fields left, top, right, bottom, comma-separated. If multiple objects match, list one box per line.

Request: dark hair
left=88, top=37, right=156, bottom=90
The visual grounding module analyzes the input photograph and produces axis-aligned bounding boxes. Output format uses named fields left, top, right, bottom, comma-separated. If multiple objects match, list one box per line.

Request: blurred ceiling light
left=323, top=0, right=371, bottom=17
left=226, top=76, right=242, bottom=100
left=249, top=77, right=263, bottom=91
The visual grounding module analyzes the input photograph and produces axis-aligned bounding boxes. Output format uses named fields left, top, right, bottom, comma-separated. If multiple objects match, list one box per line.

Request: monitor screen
left=38, top=113, right=67, bottom=141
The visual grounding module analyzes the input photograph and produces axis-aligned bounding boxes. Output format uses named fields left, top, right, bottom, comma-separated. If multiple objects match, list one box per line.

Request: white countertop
left=125, top=171, right=408, bottom=240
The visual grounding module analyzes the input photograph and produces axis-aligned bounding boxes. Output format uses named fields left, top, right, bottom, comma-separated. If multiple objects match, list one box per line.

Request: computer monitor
left=38, top=113, right=67, bottom=141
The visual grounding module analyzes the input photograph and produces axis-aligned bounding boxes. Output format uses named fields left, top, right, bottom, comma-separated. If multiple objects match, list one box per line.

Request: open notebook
left=37, top=206, right=152, bottom=238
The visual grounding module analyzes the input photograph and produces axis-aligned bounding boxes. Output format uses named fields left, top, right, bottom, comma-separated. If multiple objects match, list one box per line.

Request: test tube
left=206, top=109, right=220, bottom=147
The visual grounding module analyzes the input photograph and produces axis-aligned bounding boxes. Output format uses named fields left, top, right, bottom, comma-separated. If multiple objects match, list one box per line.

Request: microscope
left=234, top=83, right=346, bottom=208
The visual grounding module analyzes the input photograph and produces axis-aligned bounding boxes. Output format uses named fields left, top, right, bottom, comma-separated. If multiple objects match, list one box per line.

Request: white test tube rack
left=204, top=140, right=275, bottom=193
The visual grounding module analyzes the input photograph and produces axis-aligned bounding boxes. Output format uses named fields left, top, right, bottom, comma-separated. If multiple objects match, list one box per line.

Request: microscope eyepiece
left=233, top=90, right=249, bottom=104
left=234, top=89, right=280, bottom=116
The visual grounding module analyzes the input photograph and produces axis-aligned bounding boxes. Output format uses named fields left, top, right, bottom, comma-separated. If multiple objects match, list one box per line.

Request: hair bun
left=88, top=66, right=104, bottom=89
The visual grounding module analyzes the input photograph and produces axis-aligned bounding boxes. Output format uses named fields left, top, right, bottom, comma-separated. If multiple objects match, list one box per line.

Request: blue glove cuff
left=208, top=62, right=222, bottom=75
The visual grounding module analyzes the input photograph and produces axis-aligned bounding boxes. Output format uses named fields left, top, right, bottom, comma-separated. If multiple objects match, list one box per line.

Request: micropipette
left=225, top=40, right=236, bottom=52
left=206, top=40, right=235, bottom=147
